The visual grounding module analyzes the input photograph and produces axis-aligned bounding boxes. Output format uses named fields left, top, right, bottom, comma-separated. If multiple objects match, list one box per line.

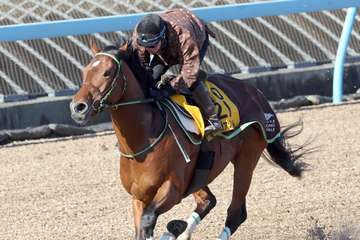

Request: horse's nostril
left=75, top=102, right=88, bottom=113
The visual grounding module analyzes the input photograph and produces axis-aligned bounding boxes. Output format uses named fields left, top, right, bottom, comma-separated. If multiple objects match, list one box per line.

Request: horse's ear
left=118, top=41, right=131, bottom=61
left=90, top=39, right=100, bottom=55
left=119, top=42, right=127, bottom=51
left=119, top=39, right=130, bottom=51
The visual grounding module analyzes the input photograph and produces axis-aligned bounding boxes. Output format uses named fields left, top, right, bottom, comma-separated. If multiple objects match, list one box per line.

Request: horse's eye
left=104, top=70, right=111, bottom=78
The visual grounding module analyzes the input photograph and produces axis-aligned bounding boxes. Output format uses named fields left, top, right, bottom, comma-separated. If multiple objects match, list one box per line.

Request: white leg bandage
left=177, top=212, right=201, bottom=240
left=159, top=232, right=176, bottom=240
left=186, top=212, right=201, bottom=233
left=217, top=227, right=231, bottom=240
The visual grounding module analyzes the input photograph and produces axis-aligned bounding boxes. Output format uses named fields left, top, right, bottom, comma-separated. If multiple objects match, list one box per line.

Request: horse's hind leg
left=175, top=186, right=216, bottom=240
left=217, top=127, right=266, bottom=239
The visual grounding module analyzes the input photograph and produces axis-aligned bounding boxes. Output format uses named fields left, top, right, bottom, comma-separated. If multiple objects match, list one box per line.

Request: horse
left=70, top=41, right=308, bottom=240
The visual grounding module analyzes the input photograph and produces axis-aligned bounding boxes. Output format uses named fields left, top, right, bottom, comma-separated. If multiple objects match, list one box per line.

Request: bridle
left=85, top=50, right=171, bottom=159
left=89, top=51, right=158, bottom=112
left=89, top=52, right=128, bottom=113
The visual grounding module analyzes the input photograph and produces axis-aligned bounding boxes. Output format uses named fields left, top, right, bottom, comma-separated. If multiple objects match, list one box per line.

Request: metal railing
left=0, top=0, right=359, bottom=103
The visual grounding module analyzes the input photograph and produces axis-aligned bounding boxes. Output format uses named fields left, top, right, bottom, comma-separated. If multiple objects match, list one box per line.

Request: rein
left=93, top=51, right=170, bottom=159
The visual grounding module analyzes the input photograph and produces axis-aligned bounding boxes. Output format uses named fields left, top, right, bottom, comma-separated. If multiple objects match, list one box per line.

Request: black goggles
left=137, top=26, right=166, bottom=48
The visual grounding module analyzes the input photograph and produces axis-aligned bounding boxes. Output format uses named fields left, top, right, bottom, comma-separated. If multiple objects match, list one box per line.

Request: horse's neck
left=110, top=63, right=161, bottom=157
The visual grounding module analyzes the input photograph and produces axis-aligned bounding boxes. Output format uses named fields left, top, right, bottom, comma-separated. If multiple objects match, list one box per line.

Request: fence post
left=333, top=7, right=357, bottom=103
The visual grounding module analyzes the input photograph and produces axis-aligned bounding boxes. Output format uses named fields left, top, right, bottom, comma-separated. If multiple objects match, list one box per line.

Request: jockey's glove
left=156, top=74, right=175, bottom=89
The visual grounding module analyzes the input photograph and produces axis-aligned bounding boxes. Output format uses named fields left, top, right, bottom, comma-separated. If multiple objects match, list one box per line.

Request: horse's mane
left=101, top=41, right=153, bottom=94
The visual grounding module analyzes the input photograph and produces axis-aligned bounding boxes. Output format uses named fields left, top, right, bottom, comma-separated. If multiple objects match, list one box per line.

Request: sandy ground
left=0, top=102, right=359, bottom=240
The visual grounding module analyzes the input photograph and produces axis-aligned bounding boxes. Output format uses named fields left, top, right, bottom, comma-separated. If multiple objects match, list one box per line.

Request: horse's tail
left=265, top=120, right=312, bottom=178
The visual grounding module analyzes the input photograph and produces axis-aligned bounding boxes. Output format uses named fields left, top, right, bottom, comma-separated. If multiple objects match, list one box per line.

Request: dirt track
left=1, top=102, right=359, bottom=240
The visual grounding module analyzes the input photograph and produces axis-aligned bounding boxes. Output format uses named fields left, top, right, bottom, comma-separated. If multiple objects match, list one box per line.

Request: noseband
left=91, top=52, right=127, bottom=113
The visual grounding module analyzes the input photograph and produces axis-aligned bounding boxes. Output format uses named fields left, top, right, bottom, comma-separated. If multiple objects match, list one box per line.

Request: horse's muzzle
left=69, top=100, right=91, bottom=125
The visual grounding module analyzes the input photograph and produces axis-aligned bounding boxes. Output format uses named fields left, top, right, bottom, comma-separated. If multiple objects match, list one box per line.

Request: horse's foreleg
left=143, top=180, right=182, bottom=240
left=131, top=179, right=183, bottom=240
left=177, top=186, right=217, bottom=240
left=132, top=199, right=157, bottom=240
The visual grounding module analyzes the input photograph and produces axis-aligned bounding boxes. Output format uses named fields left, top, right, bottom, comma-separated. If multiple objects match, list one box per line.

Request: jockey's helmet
left=136, top=14, right=166, bottom=48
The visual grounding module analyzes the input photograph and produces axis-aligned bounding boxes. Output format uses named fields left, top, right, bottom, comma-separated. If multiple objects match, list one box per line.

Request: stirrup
left=204, top=118, right=223, bottom=133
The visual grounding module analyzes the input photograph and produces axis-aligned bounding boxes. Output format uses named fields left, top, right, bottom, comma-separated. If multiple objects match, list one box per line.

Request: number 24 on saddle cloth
left=170, top=80, right=240, bottom=138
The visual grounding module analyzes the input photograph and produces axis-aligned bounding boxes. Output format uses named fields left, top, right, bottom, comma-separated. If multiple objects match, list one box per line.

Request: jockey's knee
left=197, top=70, right=207, bottom=82
left=189, top=70, right=207, bottom=91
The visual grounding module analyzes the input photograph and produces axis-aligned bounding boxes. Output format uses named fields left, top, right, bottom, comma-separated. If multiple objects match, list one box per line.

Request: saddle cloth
left=169, top=80, right=240, bottom=138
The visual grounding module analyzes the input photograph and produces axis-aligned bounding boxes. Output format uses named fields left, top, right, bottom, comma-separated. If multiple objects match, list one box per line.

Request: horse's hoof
left=166, top=220, right=188, bottom=237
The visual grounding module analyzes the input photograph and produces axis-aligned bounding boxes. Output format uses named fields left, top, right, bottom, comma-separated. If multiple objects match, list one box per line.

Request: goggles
left=137, top=26, right=166, bottom=48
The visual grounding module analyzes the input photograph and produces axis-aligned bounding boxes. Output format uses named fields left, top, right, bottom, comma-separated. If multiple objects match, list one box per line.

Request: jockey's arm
left=174, top=31, right=201, bottom=88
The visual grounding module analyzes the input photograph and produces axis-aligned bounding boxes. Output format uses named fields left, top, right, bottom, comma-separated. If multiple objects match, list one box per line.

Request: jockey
left=132, top=8, right=222, bottom=133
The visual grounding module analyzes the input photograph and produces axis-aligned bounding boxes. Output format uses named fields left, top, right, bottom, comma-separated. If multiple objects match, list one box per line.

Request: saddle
left=163, top=80, right=240, bottom=139
left=157, top=73, right=281, bottom=145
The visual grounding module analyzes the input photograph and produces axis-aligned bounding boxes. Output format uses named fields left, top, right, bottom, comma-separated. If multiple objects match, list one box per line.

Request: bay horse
left=70, top=41, right=308, bottom=240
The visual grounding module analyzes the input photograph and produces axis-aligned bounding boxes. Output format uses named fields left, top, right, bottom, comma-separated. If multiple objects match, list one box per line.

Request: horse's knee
left=225, top=201, right=247, bottom=234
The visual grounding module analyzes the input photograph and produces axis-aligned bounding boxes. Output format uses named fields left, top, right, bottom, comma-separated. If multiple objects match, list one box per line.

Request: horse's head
left=70, top=42, right=133, bottom=125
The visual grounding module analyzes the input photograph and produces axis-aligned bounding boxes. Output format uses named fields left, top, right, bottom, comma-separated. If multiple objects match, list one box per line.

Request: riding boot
left=191, top=81, right=223, bottom=132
